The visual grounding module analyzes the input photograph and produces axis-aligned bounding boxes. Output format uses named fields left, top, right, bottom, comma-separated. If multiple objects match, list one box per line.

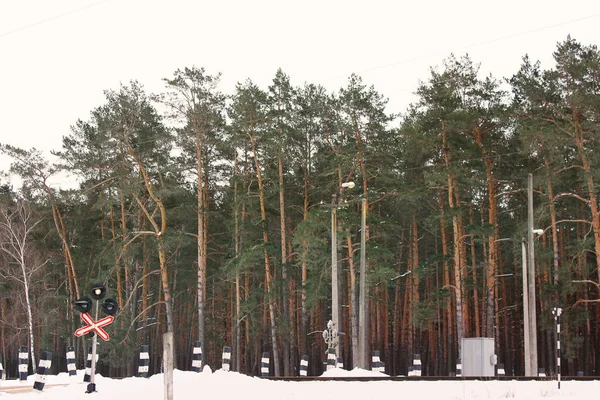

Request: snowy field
left=1, top=367, right=599, bottom=400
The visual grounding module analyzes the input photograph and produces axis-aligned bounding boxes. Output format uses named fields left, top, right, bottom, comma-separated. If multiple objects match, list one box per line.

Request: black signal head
left=74, top=297, right=92, bottom=313
left=90, top=283, right=106, bottom=300
left=101, top=298, right=119, bottom=316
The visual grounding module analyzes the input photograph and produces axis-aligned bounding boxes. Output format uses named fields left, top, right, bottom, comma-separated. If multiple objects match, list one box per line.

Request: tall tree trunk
left=278, top=156, right=291, bottom=376
left=469, top=203, right=480, bottom=337
left=381, top=280, right=390, bottom=368
left=300, top=169, right=310, bottom=357
left=50, top=201, right=80, bottom=300
left=127, top=144, right=174, bottom=335
left=250, top=132, right=281, bottom=376
left=346, top=232, right=359, bottom=367
left=439, top=194, right=451, bottom=369
left=458, top=208, right=470, bottom=339
left=118, top=194, right=128, bottom=309
left=472, top=127, right=498, bottom=339
left=544, top=159, right=560, bottom=285
left=442, top=121, right=464, bottom=358
left=287, top=228, right=297, bottom=375
left=411, top=214, right=420, bottom=356
left=402, top=263, right=412, bottom=370
left=195, top=130, right=207, bottom=358
left=574, top=133, right=600, bottom=283
left=203, top=156, right=210, bottom=325
left=484, top=162, right=497, bottom=339
left=392, top=230, right=405, bottom=375
left=568, top=123, right=600, bottom=344
left=109, top=205, right=124, bottom=309
left=244, top=271, right=251, bottom=373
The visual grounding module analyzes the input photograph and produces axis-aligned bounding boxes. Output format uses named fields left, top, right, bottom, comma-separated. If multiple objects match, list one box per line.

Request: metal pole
left=358, top=198, right=367, bottom=369
left=89, top=300, right=99, bottom=392
left=554, top=307, right=562, bottom=389
left=521, top=239, right=531, bottom=376
left=527, top=173, right=538, bottom=375
left=331, top=197, right=339, bottom=351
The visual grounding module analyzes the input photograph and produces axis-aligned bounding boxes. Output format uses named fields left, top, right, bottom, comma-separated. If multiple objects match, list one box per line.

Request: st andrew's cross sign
left=74, top=312, right=115, bottom=341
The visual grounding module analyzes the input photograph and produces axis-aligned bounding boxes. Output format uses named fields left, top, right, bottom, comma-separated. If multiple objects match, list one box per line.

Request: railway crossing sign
left=73, top=284, right=118, bottom=393
left=75, top=312, right=115, bottom=341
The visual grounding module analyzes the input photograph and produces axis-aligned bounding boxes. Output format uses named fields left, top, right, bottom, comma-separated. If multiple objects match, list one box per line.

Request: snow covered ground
left=0, top=367, right=598, bottom=399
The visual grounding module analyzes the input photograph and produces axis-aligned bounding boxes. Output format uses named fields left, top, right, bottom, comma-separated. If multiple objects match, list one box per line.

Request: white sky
left=1, top=367, right=598, bottom=399
left=1, top=0, right=600, bottom=183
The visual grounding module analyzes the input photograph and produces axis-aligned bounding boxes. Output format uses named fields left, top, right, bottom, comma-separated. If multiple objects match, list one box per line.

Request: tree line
left=1, top=36, right=599, bottom=377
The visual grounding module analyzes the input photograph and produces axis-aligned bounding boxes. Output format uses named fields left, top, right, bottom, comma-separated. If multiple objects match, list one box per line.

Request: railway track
left=264, top=375, right=599, bottom=382
left=0, top=383, right=70, bottom=394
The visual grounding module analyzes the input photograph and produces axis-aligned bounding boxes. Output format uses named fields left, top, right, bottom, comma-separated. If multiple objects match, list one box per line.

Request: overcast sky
left=1, top=0, right=599, bottom=184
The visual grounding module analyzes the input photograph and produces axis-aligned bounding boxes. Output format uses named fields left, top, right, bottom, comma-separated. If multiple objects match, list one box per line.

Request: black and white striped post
left=222, top=346, right=231, bottom=371
left=411, top=354, right=421, bottom=376
left=0, top=354, right=3, bottom=380
left=191, top=341, right=202, bottom=372
left=137, top=345, right=149, bottom=377
left=456, top=358, right=462, bottom=377
left=371, top=351, right=383, bottom=373
left=83, top=346, right=98, bottom=382
left=326, top=348, right=336, bottom=371
left=371, top=350, right=378, bottom=371
left=66, top=346, right=77, bottom=377
left=299, top=355, right=308, bottom=377
left=261, top=352, right=270, bottom=377
left=33, top=351, right=52, bottom=391
left=553, top=307, right=562, bottom=389
left=18, top=346, right=28, bottom=381
left=497, top=363, right=506, bottom=377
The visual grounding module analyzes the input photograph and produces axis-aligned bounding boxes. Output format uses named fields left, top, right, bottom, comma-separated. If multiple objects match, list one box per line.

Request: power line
left=340, top=11, right=600, bottom=77
left=0, top=0, right=110, bottom=39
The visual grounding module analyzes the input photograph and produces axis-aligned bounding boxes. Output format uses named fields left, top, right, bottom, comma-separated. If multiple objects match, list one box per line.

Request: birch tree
left=0, top=200, right=48, bottom=372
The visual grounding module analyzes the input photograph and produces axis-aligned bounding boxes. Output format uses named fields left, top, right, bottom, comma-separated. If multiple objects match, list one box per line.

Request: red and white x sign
left=74, top=313, right=114, bottom=341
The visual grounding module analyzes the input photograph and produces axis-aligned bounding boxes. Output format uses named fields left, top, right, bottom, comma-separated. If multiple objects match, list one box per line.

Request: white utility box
left=461, top=338, right=496, bottom=377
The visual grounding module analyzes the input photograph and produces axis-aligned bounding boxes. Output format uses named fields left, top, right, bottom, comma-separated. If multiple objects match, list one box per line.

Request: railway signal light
left=90, top=283, right=106, bottom=300
left=74, top=297, right=92, bottom=313
left=101, top=298, right=118, bottom=316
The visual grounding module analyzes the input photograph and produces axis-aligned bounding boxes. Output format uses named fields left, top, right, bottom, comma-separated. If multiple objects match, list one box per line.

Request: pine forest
left=1, top=36, right=599, bottom=378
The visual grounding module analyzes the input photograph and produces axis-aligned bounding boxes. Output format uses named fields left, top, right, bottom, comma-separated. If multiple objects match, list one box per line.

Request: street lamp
left=330, top=181, right=355, bottom=357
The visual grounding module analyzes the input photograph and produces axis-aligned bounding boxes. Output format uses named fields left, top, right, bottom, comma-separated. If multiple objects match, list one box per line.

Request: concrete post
left=163, top=332, right=174, bottom=400
left=527, top=173, right=538, bottom=375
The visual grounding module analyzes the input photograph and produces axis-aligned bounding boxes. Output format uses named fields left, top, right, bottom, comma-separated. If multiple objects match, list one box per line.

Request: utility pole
left=358, top=198, right=368, bottom=369
left=331, top=195, right=339, bottom=352
left=521, top=239, right=531, bottom=376
left=527, top=173, right=538, bottom=375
